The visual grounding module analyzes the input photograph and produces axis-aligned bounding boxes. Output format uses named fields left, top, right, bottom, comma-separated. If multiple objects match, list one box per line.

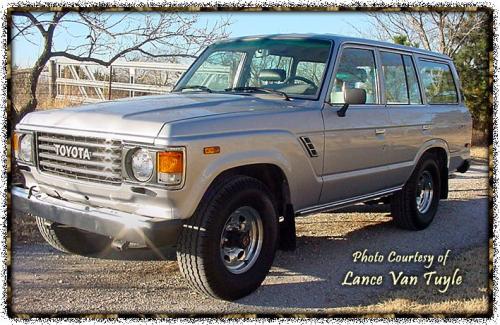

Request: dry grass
left=36, top=97, right=83, bottom=110
left=12, top=95, right=82, bottom=114
left=470, top=146, right=493, bottom=193
left=471, top=146, right=489, bottom=160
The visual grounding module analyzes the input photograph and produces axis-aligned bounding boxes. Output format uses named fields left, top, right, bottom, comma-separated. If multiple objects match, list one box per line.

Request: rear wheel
left=35, top=216, right=112, bottom=255
left=176, top=175, right=279, bottom=301
left=391, top=153, right=441, bottom=230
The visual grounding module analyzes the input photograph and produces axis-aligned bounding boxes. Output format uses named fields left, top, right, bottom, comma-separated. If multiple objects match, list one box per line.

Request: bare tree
left=9, top=11, right=231, bottom=122
left=351, top=11, right=486, bottom=57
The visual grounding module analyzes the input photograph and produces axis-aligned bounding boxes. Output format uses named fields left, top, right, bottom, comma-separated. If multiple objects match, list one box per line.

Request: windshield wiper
left=176, top=85, right=213, bottom=93
left=225, top=87, right=290, bottom=101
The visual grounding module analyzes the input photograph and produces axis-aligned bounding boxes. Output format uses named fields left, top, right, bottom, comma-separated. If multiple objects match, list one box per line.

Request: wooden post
left=48, top=60, right=57, bottom=99
left=129, top=67, right=135, bottom=97
left=108, top=65, right=113, bottom=100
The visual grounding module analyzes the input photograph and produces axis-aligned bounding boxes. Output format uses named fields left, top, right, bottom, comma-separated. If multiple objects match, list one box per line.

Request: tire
left=176, top=175, right=279, bottom=301
left=35, top=216, right=112, bottom=255
left=391, top=153, right=441, bottom=231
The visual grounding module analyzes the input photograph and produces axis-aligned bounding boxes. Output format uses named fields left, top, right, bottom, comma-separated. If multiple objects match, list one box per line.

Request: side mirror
left=337, top=88, right=367, bottom=117
left=344, top=88, right=366, bottom=105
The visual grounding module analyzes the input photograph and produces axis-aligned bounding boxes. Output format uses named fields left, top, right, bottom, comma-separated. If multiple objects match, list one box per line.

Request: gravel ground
left=9, top=158, right=490, bottom=315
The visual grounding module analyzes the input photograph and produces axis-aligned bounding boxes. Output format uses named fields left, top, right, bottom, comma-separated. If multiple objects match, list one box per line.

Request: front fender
left=168, top=129, right=322, bottom=219
left=202, top=149, right=293, bottom=182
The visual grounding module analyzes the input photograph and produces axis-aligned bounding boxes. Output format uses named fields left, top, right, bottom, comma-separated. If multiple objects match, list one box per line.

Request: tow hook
left=111, top=239, right=130, bottom=251
left=27, top=186, right=39, bottom=199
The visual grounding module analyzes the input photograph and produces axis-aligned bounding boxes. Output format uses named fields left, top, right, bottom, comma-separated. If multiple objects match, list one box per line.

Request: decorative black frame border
left=2, top=3, right=495, bottom=319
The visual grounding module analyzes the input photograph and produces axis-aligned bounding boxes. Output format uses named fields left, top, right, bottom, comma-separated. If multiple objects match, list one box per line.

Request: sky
left=11, top=12, right=372, bottom=68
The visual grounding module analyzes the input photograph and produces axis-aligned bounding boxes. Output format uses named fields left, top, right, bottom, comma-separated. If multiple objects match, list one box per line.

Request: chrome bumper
left=11, top=186, right=182, bottom=247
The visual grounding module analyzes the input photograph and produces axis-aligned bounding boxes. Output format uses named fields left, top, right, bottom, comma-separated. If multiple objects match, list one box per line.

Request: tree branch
left=13, top=12, right=47, bottom=36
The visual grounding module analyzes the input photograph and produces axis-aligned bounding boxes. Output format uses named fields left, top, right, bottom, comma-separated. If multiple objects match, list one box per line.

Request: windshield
left=174, top=38, right=332, bottom=99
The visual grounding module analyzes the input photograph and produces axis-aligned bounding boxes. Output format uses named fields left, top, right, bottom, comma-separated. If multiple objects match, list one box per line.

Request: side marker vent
left=299, top=136, right=318, bottom=157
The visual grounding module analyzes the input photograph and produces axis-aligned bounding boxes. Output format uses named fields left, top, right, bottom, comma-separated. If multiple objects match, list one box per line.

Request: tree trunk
left=11, top=52, right=50, bottom=127
left=11, top=12, right=65, bottom=127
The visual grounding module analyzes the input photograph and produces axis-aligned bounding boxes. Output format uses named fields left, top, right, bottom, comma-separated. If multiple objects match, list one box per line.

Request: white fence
left=51, top=58, right=192, bottom=103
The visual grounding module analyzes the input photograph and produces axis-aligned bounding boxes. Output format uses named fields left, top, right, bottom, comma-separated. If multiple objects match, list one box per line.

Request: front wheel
left=391, top=153, right=441, bottom=230
left=176, top=175, right=279, bottom=300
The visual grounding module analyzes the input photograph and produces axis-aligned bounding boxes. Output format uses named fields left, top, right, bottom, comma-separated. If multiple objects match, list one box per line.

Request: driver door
left=320, top=46, right=392, bottom=204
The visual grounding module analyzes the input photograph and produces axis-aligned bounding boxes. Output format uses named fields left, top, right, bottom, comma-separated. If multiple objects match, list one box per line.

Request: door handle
left=375, top=129, right=386, bottom=135
left=422, top=125, right=431, bottom=131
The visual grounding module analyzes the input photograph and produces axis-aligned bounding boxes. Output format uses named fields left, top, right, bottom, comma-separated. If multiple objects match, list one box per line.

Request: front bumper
left=11, top=186, right=182, bottom=247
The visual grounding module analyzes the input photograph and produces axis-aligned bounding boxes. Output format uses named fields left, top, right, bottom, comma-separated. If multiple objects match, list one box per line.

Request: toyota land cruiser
left=12, top=34, right=472, bottom=300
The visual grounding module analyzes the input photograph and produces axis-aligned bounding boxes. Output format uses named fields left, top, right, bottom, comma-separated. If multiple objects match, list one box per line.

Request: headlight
left=130, top=148, right=154, bottom=182
left=13, top=132, right=33, bottom=163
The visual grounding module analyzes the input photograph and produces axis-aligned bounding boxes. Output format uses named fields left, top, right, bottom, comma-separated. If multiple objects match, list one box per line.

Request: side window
left=380, top=52, right=422, bottom=105
left=403, top=55, right=422, bottom=104
left=330, top=48, right=378, bottom=104
left=381, top=52, right=408, bottom=104
left=418, top=60, right=458, bottom=104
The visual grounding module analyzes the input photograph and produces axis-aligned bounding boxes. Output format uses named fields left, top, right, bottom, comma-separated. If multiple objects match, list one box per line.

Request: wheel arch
left=205, top=163, right=292, bottom=217
left=409, top=139, right=450, bottom=199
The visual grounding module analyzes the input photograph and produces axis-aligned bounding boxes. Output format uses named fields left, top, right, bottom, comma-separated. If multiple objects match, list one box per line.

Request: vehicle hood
left=19, top=93, right=296, bottom=138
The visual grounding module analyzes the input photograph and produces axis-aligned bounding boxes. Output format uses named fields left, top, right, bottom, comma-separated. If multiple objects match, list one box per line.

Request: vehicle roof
left=214, top=33, right=451, bottom=61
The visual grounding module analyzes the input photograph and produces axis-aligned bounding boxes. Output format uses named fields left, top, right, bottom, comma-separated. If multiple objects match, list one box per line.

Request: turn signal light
left=203, top=146, right=220, bottom=155
left=157, top=151, right=183, bottom=173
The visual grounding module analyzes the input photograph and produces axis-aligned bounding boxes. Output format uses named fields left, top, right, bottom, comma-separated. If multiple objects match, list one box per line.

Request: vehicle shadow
left=235, top=197, right=488, bottom=310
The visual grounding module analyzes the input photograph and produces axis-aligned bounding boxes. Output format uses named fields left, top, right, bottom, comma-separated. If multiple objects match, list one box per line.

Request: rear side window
left=403, top=56, right=422, bottom=104
left=418, top=60, right=458, bottom=104
left=380, top=52, right=422, bottom=105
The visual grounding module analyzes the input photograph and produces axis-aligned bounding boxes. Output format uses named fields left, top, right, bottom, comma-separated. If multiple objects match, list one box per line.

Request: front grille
left=36, top=132, right=123, bottom=185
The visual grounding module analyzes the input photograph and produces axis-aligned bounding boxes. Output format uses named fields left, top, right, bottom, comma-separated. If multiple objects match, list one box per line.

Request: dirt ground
left=8, top=148, right=491, bottom=316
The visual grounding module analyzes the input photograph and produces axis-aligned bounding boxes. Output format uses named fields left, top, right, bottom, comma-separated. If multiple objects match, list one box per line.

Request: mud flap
left=279, top=204, right=296, bottom=251
left=441, top=166, right=449, bottom=199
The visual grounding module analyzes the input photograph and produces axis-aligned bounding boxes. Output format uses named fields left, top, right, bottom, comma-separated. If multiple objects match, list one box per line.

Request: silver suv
left=12, top=34, right=472, bottom=300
